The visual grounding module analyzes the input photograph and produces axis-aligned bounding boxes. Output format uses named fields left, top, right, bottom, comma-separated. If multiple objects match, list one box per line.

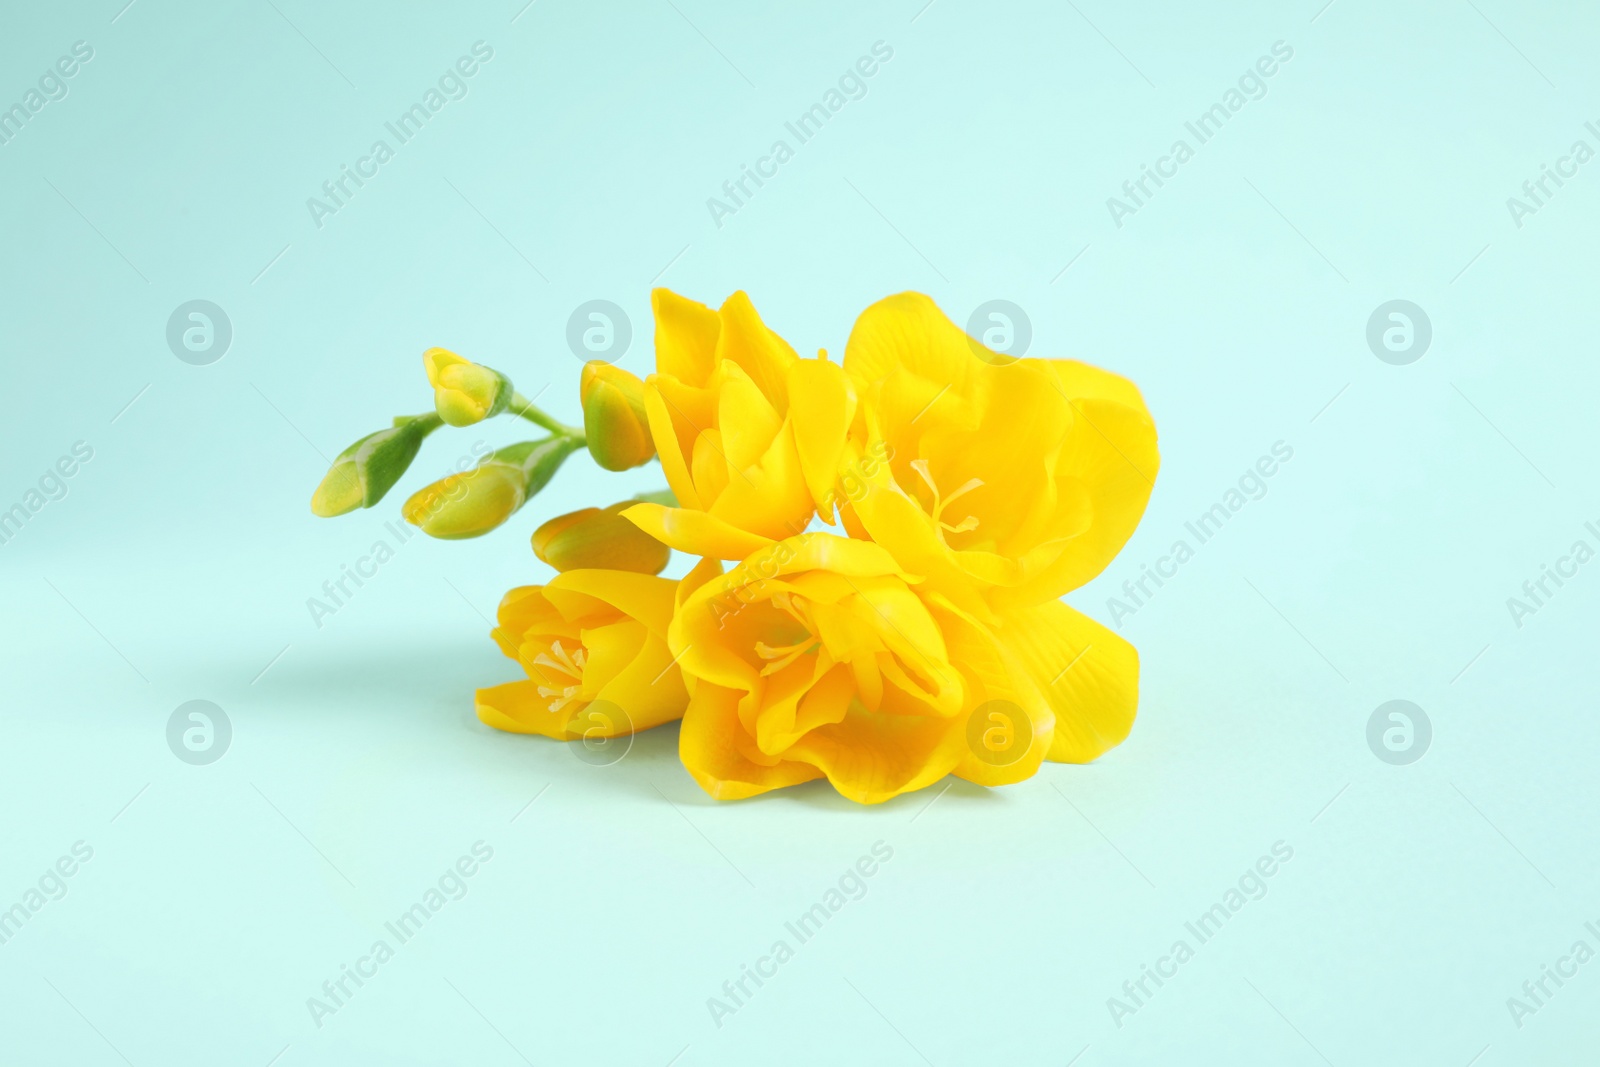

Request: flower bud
left=580, top=362, right=654, bottom=471
left=402, top=437, right=583, bottom=539
left=425, top=347, right=513, bottom=427
left=310, top=414, right=440, bottom=517
left=533, top=502, right=672, bottom=575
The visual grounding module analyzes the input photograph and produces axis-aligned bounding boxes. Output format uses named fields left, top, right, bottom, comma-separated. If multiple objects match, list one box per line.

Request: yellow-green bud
left=402, top=437, right=583, bottom=539
left=310, top=414, right=440, bottom=517
left=580, top=361, right=654, bottom=471
left=425, top=347, right=513, bottom=427
left=532, top=502, right=671, bottom=574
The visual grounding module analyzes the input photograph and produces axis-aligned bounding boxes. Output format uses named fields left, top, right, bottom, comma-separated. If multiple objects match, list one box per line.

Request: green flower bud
left=580, top=362, right=654, bottom=471
left=311, top=414, right=441, bottom=517
left=425, top=347, right=514, bottom=427
left=402, top=436, right=584, bottom=539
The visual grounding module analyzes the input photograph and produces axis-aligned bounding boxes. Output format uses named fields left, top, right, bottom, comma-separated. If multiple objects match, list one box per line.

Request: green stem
left=396, top=411, right=445, bottom=435
left=508, top=391, right=584, bottom=440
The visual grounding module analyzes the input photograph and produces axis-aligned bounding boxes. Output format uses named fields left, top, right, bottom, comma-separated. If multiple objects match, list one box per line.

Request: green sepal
left=356, top=413, right=442, bottom=507
left=490, top=436, right=587, bottom=503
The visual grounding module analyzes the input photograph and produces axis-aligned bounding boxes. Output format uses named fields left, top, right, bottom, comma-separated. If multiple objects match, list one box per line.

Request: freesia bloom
left=672, top=534, right=960, bottom=802
left=476, top=567, right=711, bottom=739
left=667, top=532, right=1137, bottom=803
left=622, top=290, right=856, bottom=561
left=836, top=293, right=1159, bottom=612
left=464, top=289, right=1156, bottom=804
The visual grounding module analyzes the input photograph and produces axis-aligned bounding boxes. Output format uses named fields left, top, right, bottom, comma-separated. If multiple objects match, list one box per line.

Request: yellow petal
left=475, top=679, right=578, bottom=739
left=757, top=661, right=854, bottom=754
left=577, top=617, right=646, bottom=702
left=423, top=347, right=465, bottom=387
left=716, top=367, right=782, bottom=471
left=643, top=376, right=711, bottom=510
left=783, top=700, right=966, bottom=805
left=690, top=427, right=731, bottom=505
left=714, top=291, right=797, bottom=408
left=1047, top=358, right=1151, bottom=413
left=621, top=502, right=774, bottom=561
left=994, top=397, right=1159, bottom=605
left=994, top=598, right=1140, bottom=762
left=842, top=292, right=982, bottom=403
left=704, top=421, right=814, bottom=541
left=923, top=598, right=1054, bottom=787
left=592, top=626, right=690, bottom=732
left=676, top=556, right=724, bottom=611
left=544, top=568, right=679, bottom=637
left=679, top=683, right=826, bottom=800
left=652, top=289, right=721, bottom=384
left=786, top=356, right=857, bottom=515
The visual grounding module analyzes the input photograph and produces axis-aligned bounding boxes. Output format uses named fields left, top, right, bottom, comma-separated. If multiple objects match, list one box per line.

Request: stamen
left=533, top=640, right=584, bottom=680
left=754, top=593, right=820, bottom=675
left=908, top=458, right=984, bottom=543
left=533, top=640, right=587, bottom=713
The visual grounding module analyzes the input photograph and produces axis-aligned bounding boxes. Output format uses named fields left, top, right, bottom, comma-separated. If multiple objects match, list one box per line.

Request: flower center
left=908, top=458, right=983, bottom=545
left=533, top=639, right=587, bottom=713
left=754, top=591, right=819, bottom=676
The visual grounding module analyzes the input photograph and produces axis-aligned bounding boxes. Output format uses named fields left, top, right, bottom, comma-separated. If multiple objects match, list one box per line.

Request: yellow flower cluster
left=478, top=290, right=1160, bottom=804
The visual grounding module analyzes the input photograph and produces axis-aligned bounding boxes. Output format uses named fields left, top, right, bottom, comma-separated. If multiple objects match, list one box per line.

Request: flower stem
left=508, top=391, right=584, bottom=440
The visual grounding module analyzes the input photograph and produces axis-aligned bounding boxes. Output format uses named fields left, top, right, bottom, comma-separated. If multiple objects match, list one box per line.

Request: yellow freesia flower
left=424, top=347, right=512, bottom=427
left=621, top=290, right=857, bottom=561
left=476, top=565, right=715, bottom=739
left=580, top=362, right=655, bottom=471
left=668, top=531, right=1142, bottom=803
left=837, top=292, right=1159, bottom=611
left=533, top=502, right=671, bottom=575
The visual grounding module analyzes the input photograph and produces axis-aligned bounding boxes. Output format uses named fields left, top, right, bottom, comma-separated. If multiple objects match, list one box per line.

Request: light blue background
left=2, top=0, right=1596, bottom=1063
